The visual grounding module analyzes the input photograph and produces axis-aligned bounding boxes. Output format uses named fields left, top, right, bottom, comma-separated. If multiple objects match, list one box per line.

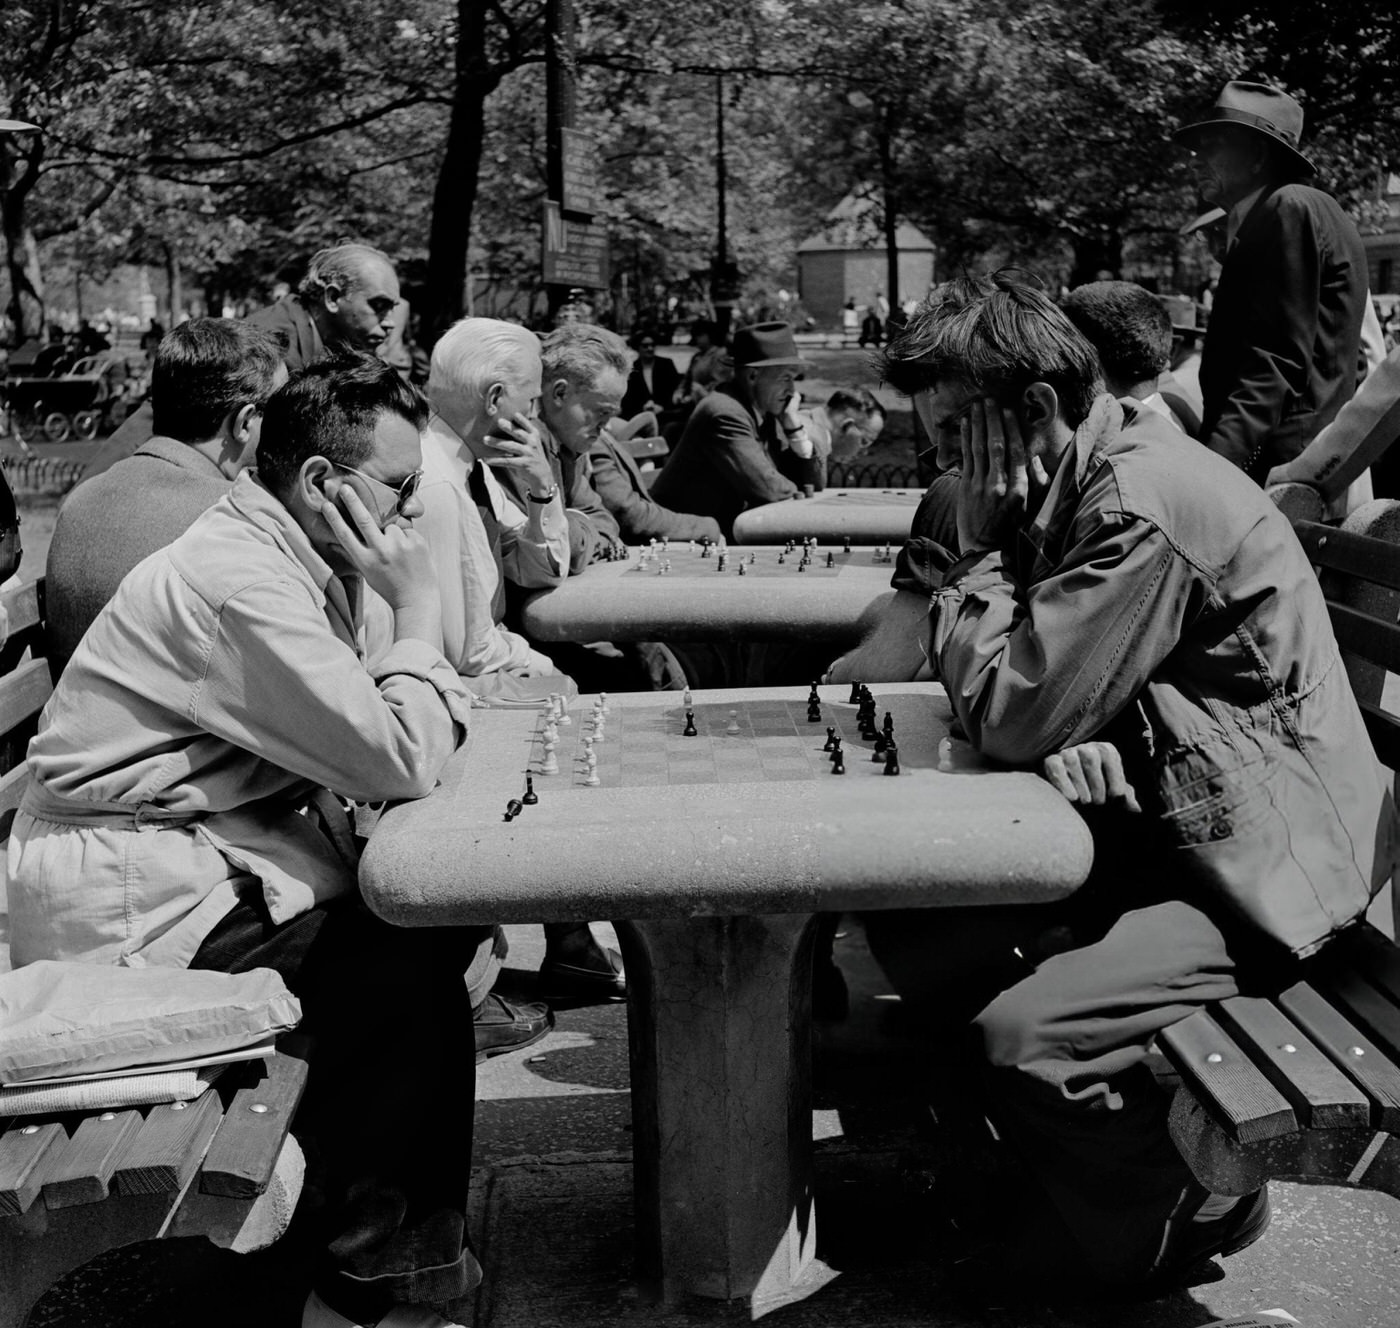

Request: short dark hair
left=150, top=319, right=283, bottom=441
left=826, top=387, right=883, bottom=419
left=880, top=271, right=1103, bottom=427
left=1061, top=281, right=1172, bottom=388
left=256, top=352, right=429, bottom=497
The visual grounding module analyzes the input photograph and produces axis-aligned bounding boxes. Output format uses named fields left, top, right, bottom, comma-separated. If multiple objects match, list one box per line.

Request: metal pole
left=716, top=74, right=728, bottom=271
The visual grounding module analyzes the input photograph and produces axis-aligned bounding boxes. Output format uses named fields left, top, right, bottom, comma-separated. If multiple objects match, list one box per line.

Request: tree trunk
left=1068, top=227, right=1124, bottom=288
left=878, top=115, right=900, bottom=311
left=422, top=0, right=497, bottom=342
left=1, top=139, right=45, bottom=341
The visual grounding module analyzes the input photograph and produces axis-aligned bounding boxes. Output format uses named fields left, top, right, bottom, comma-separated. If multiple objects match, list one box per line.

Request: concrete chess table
left=731, top=488, right=923, bottom=546
left=360, top=683, right=1093, bottom=1316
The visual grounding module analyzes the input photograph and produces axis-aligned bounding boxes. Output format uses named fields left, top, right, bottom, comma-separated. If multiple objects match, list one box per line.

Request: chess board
left=528, top=697, right=915, bottom=789
left=625, top=542, right=895, bottom=579
left=362, top=684, right=1095, bottom=925
left=731, top=488, right=922, bottom=545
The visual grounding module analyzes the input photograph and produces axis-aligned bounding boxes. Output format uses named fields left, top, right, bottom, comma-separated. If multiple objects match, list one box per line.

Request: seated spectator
left=683, top=319, right=731, bottom=401
left=1060, top=281, right=1180, bottom=426
left=8, top=355, right=492, bottom=1328
left=773, top=387, right=886, bottom=491
left=419, top=317, right=625, bottom=1005
left=853, top=271, right=1394, bottom=1296
left=620, top=330, right=682, bottom=419
left=497, top=321, right=626, bottom=573
left=650, top=322, right=803, bottom=538
left=47, top=319, right=286, bottom=674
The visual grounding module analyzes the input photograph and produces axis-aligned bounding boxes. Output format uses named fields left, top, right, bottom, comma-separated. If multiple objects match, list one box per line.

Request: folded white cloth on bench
left=0, top=1061, right=228, bottom=1113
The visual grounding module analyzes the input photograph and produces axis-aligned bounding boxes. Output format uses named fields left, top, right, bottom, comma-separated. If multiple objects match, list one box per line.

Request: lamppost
left=710, top=74, right=740, bottom=338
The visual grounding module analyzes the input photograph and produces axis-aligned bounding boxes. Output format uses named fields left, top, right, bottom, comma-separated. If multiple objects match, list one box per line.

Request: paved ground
left=18, top=918, right=1400, bottom=1328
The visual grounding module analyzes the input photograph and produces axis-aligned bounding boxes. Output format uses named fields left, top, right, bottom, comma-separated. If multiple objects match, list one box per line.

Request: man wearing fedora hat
left=1174, top=81, right=1367, bottom=482
left=650, top=321, right=802, bottom=538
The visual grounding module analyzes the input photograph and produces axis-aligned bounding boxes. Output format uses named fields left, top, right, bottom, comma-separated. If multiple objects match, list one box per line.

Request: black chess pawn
left=873, top=729, right=888, bottom=756
left=849, top=680, right=862, bottom=705
left=883, top=711, right=894, bottom=734
left=808, top=683, right=821, bottom=705
left=521, top=775, right=539, bottom=805
left=683, top=710, right=698, bottom=737
left=798, top=560, right=806, bottom=572
left=828, top=736, right=843, bottom=764
left=826, top=552, right=834, bottom=568
left=823, top=726, right=836, bottom=751
left=503, top=797, right=524, bottom=821
left=738, top=562, right=746, bottom=576
left=883, top=740, right=900, bottom=776
left=777, top=553, right=786, bottom=564
left=831, top=748, right=846, bottom=774
left=843, top=536, right=852, bottom=553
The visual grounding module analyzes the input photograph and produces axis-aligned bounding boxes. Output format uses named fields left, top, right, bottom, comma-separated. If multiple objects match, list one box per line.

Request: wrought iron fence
left=826, top=459, right=922, bottom=488
left=2, top=453, right=86, bottom=494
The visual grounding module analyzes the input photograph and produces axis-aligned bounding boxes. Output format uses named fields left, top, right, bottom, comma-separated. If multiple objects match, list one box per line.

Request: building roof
left=797, top=191, right=936, bottom=255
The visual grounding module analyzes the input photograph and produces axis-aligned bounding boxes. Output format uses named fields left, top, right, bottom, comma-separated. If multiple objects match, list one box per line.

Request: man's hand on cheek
left=955, top=398, right=1045, bottom=553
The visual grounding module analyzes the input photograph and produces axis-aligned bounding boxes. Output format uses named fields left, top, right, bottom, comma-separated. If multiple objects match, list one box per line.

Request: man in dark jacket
left=589, top=430, right=722, bottom=544
left=1176, top=81, right=1367, bottom=480
left=81, top=244, right=400, bottom=482
left=47, top=320, right=286, bottom=673
left=620, top=330, right=683, bottom=419
left=650, top=322, right=802, bottom=538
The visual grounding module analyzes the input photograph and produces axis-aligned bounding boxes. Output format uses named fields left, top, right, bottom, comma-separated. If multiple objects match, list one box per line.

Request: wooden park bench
left=1162, top=497, right=1400, bottom=1208
left=0, top=579, right=308, bottom=1328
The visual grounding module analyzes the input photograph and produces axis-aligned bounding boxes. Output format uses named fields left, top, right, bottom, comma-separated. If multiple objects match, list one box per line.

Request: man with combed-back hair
left=10, top=353, right=494, bottom=1328
left=858, top=269, right=1396, bottom=1297
left=46, top=318, right=287, bottom=673
left=82, top=242, right=403, bottom=482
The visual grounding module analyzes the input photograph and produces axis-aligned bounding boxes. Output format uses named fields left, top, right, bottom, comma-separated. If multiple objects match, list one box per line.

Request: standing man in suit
left=650, top=322, right=803, bottom=538
left=1175, top=81, right=1367, bottom=481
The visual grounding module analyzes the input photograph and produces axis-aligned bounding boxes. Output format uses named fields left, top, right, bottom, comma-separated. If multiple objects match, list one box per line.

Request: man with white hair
left=418, top=317, right=627, bottom=1011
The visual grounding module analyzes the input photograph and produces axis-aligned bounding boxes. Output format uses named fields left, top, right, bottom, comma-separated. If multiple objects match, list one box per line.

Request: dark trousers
left=865, top=894, right=1290, bottom=1285
left=192, top=893, right=492, bottom=1317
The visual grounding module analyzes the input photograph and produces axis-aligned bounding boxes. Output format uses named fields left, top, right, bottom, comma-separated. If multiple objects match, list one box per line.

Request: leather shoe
left=473, top=992, right=553, bottom=1063
left=1149, top=1184, right=1271, bottom=1287
left=538, top=945, right=627, bottom=1003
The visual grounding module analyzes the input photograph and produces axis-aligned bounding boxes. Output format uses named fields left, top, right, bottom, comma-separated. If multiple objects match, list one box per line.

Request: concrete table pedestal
left=619, top=914, right=838, bottom=1314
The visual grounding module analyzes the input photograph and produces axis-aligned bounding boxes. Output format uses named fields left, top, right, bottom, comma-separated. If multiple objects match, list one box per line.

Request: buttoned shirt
left=7, top=473, right=472, bottom=969
left=417, top=415, right=568, bottom=678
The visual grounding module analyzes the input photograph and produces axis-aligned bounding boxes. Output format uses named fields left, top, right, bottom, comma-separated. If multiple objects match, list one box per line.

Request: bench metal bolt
left=1350, top=1046, right=1366, bottom=1056
left=1281, top=1043, right=1297, bottom=1054
left=20, top=1125, right=38, bottom=1134
left=171, top=1101, right=187, bottom=1110
left=250, top=1104, right=269, bottom=1114
left=1206, top=1052, right=1223, bottom=1063
left=99, top=1113, right=116, bottom=1121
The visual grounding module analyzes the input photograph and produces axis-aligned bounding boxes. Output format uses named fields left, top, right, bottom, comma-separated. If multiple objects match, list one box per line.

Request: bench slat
left=1315, top=967, right=1400, bottom=1063
left=1297, top=518, right=1400, bottom=592
left=0, top=656, right=51, bottom=740
left=1346, top=924, right=1400, bottom=1007
left=40, top=1109, right=144, bottom=1209
left=1158, top=1009, right=1298, bottom=1143
left=200, top=1040, right=309, bottom=1199
left=1327, top=602, right=1400, bottom=676
left=112, top=1092, right=224, bottom=1197
left=1359, top=702, right=1400, bottom=773
left=1214, top=995, right=1371, bottom=1129
left=0, top=1121, right=68, bottom=1216
left=1278, top=982, right=1400, bottom=1131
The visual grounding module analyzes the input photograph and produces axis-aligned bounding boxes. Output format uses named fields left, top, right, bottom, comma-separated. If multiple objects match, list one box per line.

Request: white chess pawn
left=597, top=691, right=609, bottom=713
left=725, top=710, right=741, bottom=735
left=683, top=687, right=693, bottom=708
left=540, top=748, right=560, bottom=775
left=583, top=751, right=600, bottom=786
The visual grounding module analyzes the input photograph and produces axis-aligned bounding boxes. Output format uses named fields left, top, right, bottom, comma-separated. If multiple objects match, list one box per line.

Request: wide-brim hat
left=731, top=321, right=808, bottom=369
left=1173, top=81, right=1314, bottom=179
left=0, top=120, right=40, bottom=134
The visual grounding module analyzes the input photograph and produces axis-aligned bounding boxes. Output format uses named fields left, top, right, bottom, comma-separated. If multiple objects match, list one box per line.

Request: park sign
left=543, top=200, right=609, bottom=290
left=560, top=128, right=602, bottom=218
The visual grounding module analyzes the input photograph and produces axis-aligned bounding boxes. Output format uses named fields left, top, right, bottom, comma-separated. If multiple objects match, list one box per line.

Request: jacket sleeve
left=1204, top=198, right=1326, bottom=471
left=930, top=512, right=1204, bottom=765
left=710, top=406, right=800, bottom=505
left=588, top=439, right=723, bottom=543
left=564, top=453, right=621, bottom=566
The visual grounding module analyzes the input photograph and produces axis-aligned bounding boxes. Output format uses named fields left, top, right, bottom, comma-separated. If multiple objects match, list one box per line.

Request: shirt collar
left=226, top=471, right=338, bottom=600
left=1029, top=394, right=1125, bottom=543
left=135, top=435, right=231, bottom=479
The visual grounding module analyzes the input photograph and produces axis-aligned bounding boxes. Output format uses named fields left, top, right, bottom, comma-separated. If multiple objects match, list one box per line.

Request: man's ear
left=297, top=456, right=337, bottom=514
left=548, top=377, right=570, bottom=406
left=483, top=382, right=505, bottom=418
left=321, top=283, right=343, bottom=314
left=1021, top=383, right=1060, bottom=436
left=229, top=402, right=258, bottom=443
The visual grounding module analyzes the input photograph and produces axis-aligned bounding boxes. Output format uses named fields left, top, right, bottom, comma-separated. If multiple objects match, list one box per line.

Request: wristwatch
left=526, top=483, right=560, bottom=503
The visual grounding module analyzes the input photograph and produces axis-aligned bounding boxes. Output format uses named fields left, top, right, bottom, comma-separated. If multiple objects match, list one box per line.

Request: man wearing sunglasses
left=9, top=354, right=493, bottom=1328
left=46, top=318, right=288, bottom=675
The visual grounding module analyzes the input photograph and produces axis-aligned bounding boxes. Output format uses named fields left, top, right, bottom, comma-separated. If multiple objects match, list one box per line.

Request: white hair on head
left=429, top=317, right=542, bottom=435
